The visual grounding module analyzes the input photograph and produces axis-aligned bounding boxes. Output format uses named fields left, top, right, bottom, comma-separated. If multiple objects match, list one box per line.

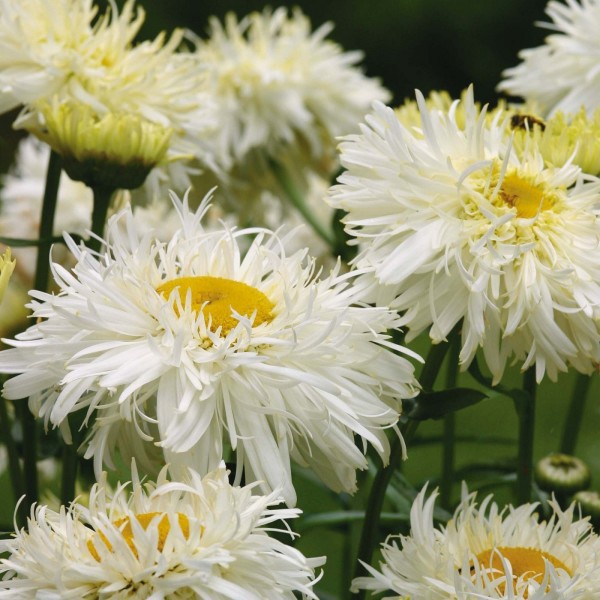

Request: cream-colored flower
left=36, top=100, right=172, bottom=190
left=511, top=107, right=600, bottom=176
left=329, top=87, right=600, bottom=383
left=0, top=0, right=211, bottom=194
left=0, top=249, right=15, bottom=305
left=192, top=7, right=389, bottom=219
left=0, top=190, right=419, bottom=506
left=498, top=0, right=600, bottom=116
left=0, top=464, right=324, bottom=599
left=352, top=485, right=600, bottom=599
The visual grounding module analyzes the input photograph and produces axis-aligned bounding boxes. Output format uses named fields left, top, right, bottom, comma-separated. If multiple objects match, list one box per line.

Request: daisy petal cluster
left=329, top=87, right=600, bottom=383
left=498, top=0, right=600, bottom=116
left=352, top=485, right=600, bottom=599
left=192, top=7, right=390, bottom=216
left=0, top=190, right=419, bottom=506
left=0, top=0, right=211, bottom=193
left=0, top=463, right=324, bottom=599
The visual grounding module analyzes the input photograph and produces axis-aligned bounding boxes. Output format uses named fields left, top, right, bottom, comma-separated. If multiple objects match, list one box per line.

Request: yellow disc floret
left=88, top=512, right=191, bottom=561
left=156, top=276, right=274, bottom=335
left=475, top=546, right=571, bottom=595
left=498, top=173, right=554, bottom=219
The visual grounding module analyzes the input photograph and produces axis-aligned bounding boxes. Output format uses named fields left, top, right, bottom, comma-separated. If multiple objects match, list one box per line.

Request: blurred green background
left=2, top=2, right=600, bottom=598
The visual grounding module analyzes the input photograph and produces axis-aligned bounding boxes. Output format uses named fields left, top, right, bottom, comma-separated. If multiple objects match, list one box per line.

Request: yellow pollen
left=475, top=546, right=571, bottom=595
left=156, top=276, right=274, bottom=334
left=87, top=512, right=190, bottom=561
left=499, top=174, right=553, bottom=219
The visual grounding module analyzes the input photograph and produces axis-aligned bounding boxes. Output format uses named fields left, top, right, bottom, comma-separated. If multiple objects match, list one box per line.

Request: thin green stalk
left=516, top=368, right=537, bottom=504
left=269, top=159, right=336, bottom=249
left=18, top=150, right=63, bottom=516
left=560, top=373, right=592, bottom=455
left=440, top=335, right=460, bottom=509
left=352, top=341, right=450, bottom=598
left=0, top=397, right=23, bottom=510
left=60, top=184, right=114, bottom=505
left=88, top=186, right=115, bottom=253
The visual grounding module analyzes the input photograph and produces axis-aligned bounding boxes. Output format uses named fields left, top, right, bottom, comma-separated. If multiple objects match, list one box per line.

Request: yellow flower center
left=156, top=276, right=274, bottom=335
left=498, top=173, right=554, bottom=219
left=475, top=546, right=571, bottom=595
left=87, top=512, right=190, bottom=561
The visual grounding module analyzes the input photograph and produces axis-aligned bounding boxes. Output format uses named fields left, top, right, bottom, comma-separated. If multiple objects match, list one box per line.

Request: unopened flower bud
left=31, top=100, right=172, bottom=190
left=535, top=453, right=591, bottom=496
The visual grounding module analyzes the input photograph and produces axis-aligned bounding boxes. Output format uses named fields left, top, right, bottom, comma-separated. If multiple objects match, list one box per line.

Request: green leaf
left=407, top=387, right=489, bottom=420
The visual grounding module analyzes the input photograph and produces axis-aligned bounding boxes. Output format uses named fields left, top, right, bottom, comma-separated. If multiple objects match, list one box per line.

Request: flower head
left=0, top=190, right=419, bottom=506
left=329, top=87, right=600, bottom=383
left=0, top=0, right=211, bottom=193
left=36, top=100, right=172, bottom=190
left=498, top=0, right=600, bottom=116
left=352, top=485, right=600, bottom=599
left=0, top=463, right=324, bottom=599
left=192, top=7, right=389, bottom=215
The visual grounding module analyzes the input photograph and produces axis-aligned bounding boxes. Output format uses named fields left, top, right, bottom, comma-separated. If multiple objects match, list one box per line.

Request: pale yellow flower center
left=88, top=512, right=190, bottom=561
left=156, top=276, right=274, bottom=334
left=475, top=546, right=571, bottom=595
left=498, top=174, right=554, bottom=219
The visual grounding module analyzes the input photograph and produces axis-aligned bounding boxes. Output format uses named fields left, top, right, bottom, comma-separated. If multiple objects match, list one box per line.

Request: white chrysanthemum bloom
left=0, top=190, right=419, bottom=506
left=352, top=485, right=600, bottom=599
left=498, top=0, right=600, bottom=116
left=0, top=463, right=324, bottom=599
left=0, top=0, right=212, bottom=193
left=192, top=7, right=389, bottom=206
left=329, top=87, right=600, bottom=383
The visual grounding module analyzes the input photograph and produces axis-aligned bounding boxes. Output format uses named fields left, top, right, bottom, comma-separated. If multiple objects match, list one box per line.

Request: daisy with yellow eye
left=0, top=190, right=419, bottom=507
left=328, top=86, right=600, bottom=383
left=352, top=485, right=600, bottom=599
left=0, top=463, right=324, bottom=598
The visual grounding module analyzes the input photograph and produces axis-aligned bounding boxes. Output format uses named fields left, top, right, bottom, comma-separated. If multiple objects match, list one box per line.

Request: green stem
left=269, top=160, right=336, bottom=249
left=560, top=373, right=591, bottom=455
left=17, top=150, right=63, bottom=518
left=516, top=368, right=537, bottom=504
left=351, top=340, right=450, bottom=598
left=0, top=396, right=23, bottom=513
left=440, top=335, right=460, bottom=509
left=60, top=185, right=114, bottom=506
left=88, top=186, right=115, bottom=253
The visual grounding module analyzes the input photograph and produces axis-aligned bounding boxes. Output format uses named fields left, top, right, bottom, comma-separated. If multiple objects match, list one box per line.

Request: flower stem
left=0, top=395, right=23, bottom=510
left=269, top=159, right=336, bottom=249
left=16, top=149, right=63, bottom=518
left=88, top=186, right=115, bottom=253
left=440, top=334, right=460, bottom=509
left=60, top=184, right=114, bottom=505
left=515, top=368, right=537, bottom=504
left=560, top=373, right=591, bottom=455
left=351, top=340, right=449, bottom=598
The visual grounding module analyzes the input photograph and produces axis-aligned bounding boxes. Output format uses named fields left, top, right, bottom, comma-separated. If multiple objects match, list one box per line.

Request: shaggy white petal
left=0, top=189, right=419, bottom=506
left=498, top=0, right=600, bottom=116
left=329, top=87, right=600, bottom=383
left=352, top=485, right=600, bottom=599
left=0, top=464, right=324, bottom=599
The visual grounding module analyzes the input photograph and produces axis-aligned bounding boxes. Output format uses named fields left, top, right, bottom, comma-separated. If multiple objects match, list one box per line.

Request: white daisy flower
left=328, top=87, right=600, bottom=383
left=0, top=463, right=324, bottom=599
left=352, top=485, right=600, bottom=599
left=192, top=7, right=389, bottom=208
left=498, top=0, right=600, bottom=116
left=0, top=0, right=212, bottom=193
left=0, top=190, right=419, bottom=506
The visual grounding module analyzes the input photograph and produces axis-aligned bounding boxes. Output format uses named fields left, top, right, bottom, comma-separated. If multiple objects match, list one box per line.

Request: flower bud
left=535, top=453, right=591, bottom=496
